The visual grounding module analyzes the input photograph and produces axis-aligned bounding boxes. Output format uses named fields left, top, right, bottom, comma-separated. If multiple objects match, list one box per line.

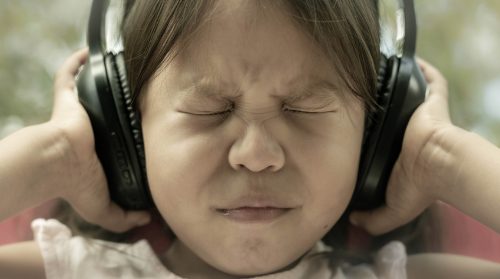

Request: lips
left=215, top=196, right=295, bottom=210
left=214, top=196, right=296, bottom=223
left=216, top=207, right=291, bottom=222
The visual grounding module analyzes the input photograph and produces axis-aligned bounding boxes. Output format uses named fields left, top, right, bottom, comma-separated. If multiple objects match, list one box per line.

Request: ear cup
left=349, top=53, right=400, bottom=210
left=113, top=52, right=149, bottom=188
left=103, top=52, right=154, bottom=210
left=361, top=54, right=389, bottom=155
left=359, top=54, right=393, bottom=165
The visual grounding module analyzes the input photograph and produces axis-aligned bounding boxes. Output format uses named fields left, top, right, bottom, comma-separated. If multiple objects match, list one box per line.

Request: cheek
left=144, top=124, right=215, bottom=210
left=287, top=106, right=364, bottom=222
left=294, top=120, right=362, bottom=230
left=141, top=110, right=230, bottom=229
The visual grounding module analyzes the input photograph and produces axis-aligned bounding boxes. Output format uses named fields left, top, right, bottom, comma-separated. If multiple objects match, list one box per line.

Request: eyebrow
left=178, top=78, right=341, bottom=106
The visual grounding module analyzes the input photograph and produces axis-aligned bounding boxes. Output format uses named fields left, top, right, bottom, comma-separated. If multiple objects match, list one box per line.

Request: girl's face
left=140, top=1, right=365, bottom=277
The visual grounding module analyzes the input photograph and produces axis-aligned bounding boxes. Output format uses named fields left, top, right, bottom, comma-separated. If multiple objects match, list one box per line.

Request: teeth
left=218, top=209, right=230, bottom=215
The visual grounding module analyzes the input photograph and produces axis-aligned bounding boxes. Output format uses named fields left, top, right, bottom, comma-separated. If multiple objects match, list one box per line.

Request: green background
left=1, top=0, right=499, bottom=146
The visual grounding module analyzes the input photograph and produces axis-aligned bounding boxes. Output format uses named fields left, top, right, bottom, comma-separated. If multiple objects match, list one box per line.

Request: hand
left=47, top=48, right=150, bottom=233
left=349, top=58, right=456, bottom=235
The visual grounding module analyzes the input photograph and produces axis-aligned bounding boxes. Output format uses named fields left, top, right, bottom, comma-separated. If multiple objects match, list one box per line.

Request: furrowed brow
left=177, top=78, right=341, bottom=105
left=178, top=82, right=237, bottom=103
left=279, top=80, right=341, bottom=104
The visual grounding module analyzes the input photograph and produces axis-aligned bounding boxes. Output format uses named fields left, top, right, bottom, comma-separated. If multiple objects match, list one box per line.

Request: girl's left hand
left=348, top=58, right=456, bottom=235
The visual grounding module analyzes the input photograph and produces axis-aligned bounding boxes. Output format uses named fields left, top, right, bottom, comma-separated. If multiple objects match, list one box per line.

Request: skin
left=139, top=1, right=364, bottom=277
left=2, top=1, right=500, bottom=279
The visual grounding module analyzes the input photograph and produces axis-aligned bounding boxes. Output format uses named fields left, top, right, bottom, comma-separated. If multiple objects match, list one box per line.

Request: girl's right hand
left=47, top=47, right=150, bottom=233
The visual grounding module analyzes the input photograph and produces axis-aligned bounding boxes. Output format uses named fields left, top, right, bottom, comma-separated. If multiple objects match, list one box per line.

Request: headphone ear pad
left=377, top=54, right=389, bottom=93
left=360, top=54, right=389, bottom=158
left=350, top=53, right=399, bottom=210
left=113, top=52, right=148, bottom=180
left=104, top=52, right=153, bottom=209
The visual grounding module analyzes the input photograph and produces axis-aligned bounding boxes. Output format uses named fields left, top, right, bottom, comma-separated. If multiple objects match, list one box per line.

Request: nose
left=228, top=123, right=285, bottom=172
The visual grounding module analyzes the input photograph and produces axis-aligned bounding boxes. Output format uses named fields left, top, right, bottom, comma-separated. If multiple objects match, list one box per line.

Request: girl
left=1, top=0, right=500, bottom=278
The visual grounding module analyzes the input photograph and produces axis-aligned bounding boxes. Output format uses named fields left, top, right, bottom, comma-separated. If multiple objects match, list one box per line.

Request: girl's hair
left=121, top=0, right=379, bottom=114
left=54, top=0, right=441, bottom=272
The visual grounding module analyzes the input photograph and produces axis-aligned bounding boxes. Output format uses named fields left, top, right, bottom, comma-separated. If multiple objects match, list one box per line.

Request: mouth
left=216, top=207, right=292, bottom=223
left=214, top=196, right=298, bottom=223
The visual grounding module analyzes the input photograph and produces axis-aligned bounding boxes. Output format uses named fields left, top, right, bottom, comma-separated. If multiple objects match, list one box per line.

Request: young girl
left=1, top=0, right=500, bottom=278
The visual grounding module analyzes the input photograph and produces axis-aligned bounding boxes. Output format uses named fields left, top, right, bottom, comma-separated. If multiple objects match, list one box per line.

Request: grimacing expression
left=140, top=1, right=365, bottom=277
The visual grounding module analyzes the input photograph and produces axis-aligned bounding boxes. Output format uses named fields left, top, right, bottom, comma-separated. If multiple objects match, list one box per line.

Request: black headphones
left=76, top=0, right=427, bottom=211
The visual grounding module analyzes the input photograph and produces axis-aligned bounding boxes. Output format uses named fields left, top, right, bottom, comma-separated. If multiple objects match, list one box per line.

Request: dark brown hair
left=121, top=0, right=380, bottom=115
left=55, top=0, right=441, bottom=273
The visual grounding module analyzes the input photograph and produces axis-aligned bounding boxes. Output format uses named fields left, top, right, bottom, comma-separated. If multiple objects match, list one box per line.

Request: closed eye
left=202, top=109, right=324, bottom=116
left=205, top=110, right=233, bottom=116
left=189, top=108, right=328, bottom=122
left=203, top=109, right=323, bottom=115
left=284, top=109, right=323, bottom=114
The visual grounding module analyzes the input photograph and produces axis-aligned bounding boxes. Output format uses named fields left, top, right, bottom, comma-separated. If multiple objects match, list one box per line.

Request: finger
left=349, top=163, right=432, bottom=236
left=349, top=205, right=409, bottom=236
left=54, top=47, right=89, bottom=96
left=73, top=198, right=152, bottom=233
left=82, top=194, right=152, bottom=233
left=349, top=193, right=431, bottom=236
left=92, top=202, right=152, bottom=233
left=68, top=157, right=152, bottom=233
left=416, top=57, right=446, bottom=85
left=52, top=48, right=89, bottom=119
left=416, top=58, right=448, bottom=91
left=417, top=57, right=449, bottom=103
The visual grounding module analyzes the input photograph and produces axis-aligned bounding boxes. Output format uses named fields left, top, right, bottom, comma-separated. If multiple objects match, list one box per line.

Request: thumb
left=53, top=47, right=88, bottom=111
left=94, top=201, right=152, bottom=233
left=349, top=158, right=435, bottom=236
left=349, top=195, right=432, bottom=236
left=349, top=205, right=407, bottom=236
left=71, top=196, right=152, bottom=233
left=67, top=154, right=152, bottom=233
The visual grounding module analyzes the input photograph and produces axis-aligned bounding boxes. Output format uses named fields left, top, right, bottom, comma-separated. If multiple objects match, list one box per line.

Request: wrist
left=37, top=122, right=81, bottom=199
left=419, top=125, right=500, bottom=234
left=417, top=125, right=472, bottom=200
left=0, top=123, right=78, bottom=221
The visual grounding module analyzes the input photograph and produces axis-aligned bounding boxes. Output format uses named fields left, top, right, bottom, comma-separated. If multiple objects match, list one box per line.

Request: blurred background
left=1, top=0, right=500, bottom=262
left=0, top=0, right=499, bottom=143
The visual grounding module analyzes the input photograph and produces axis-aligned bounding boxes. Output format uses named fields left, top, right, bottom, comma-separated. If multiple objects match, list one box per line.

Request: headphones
left=76, top=0, right=427, bottom=211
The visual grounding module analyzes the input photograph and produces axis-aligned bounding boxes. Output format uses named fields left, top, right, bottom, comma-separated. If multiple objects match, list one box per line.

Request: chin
left=214, top=261, right=293, bottom=278
left=203, top=238, right=304, bottom=277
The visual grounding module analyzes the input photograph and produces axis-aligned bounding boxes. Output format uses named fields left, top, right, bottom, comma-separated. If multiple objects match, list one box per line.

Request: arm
left=0, top=47, right=148, bottom=231
left=0, top=48, right=149, bottom=277
left=349, top=58, right=500, bottom=237
left=406, top=253, right=500, bottom=279
left=425, top=126, right=500, bottom=235
left=0, top=124, right=71, bottom=223
left=0, top=129, right=50, bottom=277
left=0, top=242, right=45, bottom=279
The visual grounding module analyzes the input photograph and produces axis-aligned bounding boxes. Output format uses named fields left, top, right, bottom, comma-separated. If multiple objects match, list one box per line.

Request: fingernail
left=349, top=215, right=359, bottom=227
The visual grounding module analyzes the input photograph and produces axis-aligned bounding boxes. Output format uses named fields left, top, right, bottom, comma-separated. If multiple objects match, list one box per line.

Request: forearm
left=0, top=123, right=74, bottom=222
left=428, top=126, right=500, bottom=234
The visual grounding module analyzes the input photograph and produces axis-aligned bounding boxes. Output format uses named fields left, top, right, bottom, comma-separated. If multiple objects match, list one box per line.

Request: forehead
left=185, top=0, right=332, bottom=72
left=149, top=0, right=346, bottom=105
